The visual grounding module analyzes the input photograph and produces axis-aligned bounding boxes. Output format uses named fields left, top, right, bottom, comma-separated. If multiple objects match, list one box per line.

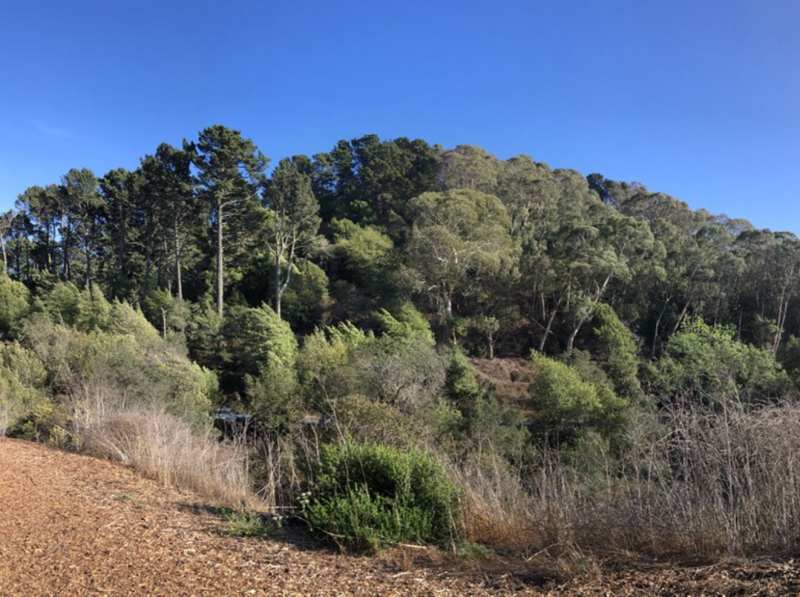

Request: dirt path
left=2, top=438, right=800, bottom=596
left=0, top=438, right=534, bottom=596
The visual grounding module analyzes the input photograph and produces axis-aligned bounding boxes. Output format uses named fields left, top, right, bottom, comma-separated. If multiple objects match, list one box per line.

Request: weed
left=222, top=508, right=270, bottom=538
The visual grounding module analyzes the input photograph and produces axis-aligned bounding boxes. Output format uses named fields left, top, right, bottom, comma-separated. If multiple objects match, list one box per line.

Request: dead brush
left=82, top=406, right=252, bottom=507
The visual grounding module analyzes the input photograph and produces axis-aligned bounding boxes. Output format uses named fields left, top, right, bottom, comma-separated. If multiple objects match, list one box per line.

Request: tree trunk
left=143, top=215, right=155, bottom=298
left=566, top=322, right=581, bottom=355
left=652, top=296, right=672, bottom=356
left=538, top=308, right=558, bottom=353
left=174, top=216, right=183, bottom=301
left=0, top=232, right=7, bottom=272
left=216, top=199, right=224, bottom=317
left=672, top=300, right=691, bottom=335
left=84, top=245, right=93, bottom=295
left=274, top=251, right=282, bottom=319
left=62, top=215, right=71, bottom=281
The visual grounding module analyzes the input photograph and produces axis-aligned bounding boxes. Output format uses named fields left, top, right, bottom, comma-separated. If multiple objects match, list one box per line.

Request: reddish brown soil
left=2, top=437, right=799, bottom=596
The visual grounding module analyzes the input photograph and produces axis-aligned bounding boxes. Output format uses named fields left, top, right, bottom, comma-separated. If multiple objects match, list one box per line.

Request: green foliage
left=247, top=355, right=300, bottom=430
left=407, top=188, right=512, bottom=322
left=372, top=302, right=434, bottom=345
left=0, top=271, right=30, bottom=338
left=220, top=303, right=298, bottom=381
left=332, top=218, right=395, bottom=287
left=0, top=342, right=47, bottom=435
left=333, top=394, right=426, bottom=447
left=652, top=317, right=793, bottom=406
left=19, top=307, right=216, bottom=429
left=42, top=282, right=112, bottom=332
left=279, top=259, right=329, bottom=333
left=297, top=322, right=371, bottom=408
left=141, top=289, right=189, bottom=341
left=222, top=509, right=271, bottom=537
left=593, top=303, right=642, bottom=399
left=348, top=335, right=447, bottom=412
left=778, top=335, right=800, bottom=390
left=44, top=282, right=81, bottom=326
left=263, top=157, right=321, bottom=320
left=445, top=347, right=482, bottom=416
left=529, top=351, right=627, bottom=442
left=12, top=398, right=72, bottom=447
left=302, top=442, right=460, bottom=550
left=107, top=300, right=161, bottom=345
left=75, top=287, right=111, bottom=332
left=185, top=299, right=223, bottom=369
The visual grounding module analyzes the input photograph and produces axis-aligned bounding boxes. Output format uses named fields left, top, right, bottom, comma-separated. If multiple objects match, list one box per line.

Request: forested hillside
left=3, top=126, right=800, bottom=557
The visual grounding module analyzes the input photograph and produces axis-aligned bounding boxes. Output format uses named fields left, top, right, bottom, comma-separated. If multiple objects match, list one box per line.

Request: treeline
left=4, top=126, right=800, bottom=556
left=4, top=127, right=800, bottom=364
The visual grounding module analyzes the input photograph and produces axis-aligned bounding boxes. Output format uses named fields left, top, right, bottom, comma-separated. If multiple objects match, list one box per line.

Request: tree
left=529, top=351, right=626, bottom=442
left=593, top=303, right=641, bottom=399
left=652, top=318, right=793, bottom=406
left=0, top=210, right=12, bottom=271
left=438, top=145, right=502, bottom=194
left=219, top=303, right=297, bottom=394
left=61, top=168, right=104, bottom=292
left=195, top=126, right=268, bottom=316
left=139, top=143, right=202, bottom=301
left=556, top=207, right=656, bottom=355
left=0, top=270, right=30, bottom=338
left=311, top=135, right=439, bottom=238
left=100, top=168, right=143, bottom=301
left=16, top=184, right=62, bottom=278
left=263, top=158, right=321, bottom=319
left=407, top=189, right=512, bottom=324
left=735, top=230, right=800, bottom=354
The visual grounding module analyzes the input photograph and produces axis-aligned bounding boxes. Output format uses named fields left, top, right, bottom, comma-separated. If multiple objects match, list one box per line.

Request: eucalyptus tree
left=562, top=209, right=656, bottom=354
left=263, top=157, right=321, bottom=319
left=407, top=188, right=512, bottom=326
left=497, top=155, right=559, bottom=238
left=735, top=229, right=800, bottom=353
left=438, top=145, right=502, bottom=194
left=195, top=126, right=268, bottom=316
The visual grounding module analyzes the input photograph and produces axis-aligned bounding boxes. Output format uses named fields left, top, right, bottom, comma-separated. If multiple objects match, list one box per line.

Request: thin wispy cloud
left=32, top=119, right=74, bottom=139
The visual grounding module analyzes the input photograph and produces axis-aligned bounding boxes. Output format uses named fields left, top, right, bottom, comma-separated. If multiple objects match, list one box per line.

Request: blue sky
left=1, top=0, right=799, bottom=233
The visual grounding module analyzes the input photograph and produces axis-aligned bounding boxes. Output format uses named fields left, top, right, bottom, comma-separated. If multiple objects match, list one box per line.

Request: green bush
left=529, top=351, right=627, bottom=442
left=653, top=317, right=793, bottom=406
left=0, top=272, right=30, bottom=339
left=302, top=442, right=460, bottom=550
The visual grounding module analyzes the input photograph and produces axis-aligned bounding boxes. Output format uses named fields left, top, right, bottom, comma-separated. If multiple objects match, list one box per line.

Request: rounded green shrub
left=302, top=442, right=460, bottom=550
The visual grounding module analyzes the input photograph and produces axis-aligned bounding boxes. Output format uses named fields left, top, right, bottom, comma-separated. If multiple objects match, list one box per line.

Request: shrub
left=652, top=317, right=793, bottom=406
left=593, top=302, right=642, bottom=399
left=302, top=442, right=460, bottom=550
left=0, top=342, right=47, bottom=436
left=373, top=302, right=434, bottom=345
left=220, top=303, right=297, bottom=382
left=529, top=351, right=626, bottom=443
left=0, top=272, right=30, bottom=338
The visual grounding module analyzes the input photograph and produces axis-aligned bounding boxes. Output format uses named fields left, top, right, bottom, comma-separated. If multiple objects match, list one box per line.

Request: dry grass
left=83, top=408, right=251, bottom=506
left=453, top=400, right=800, bottom=561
